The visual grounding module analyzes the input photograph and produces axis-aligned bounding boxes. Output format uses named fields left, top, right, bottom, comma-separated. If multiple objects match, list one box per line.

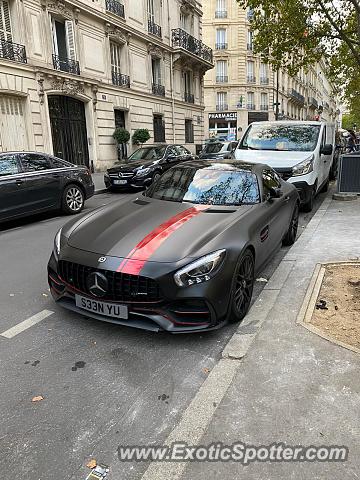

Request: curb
left=140, top=192, right=334, bottom=480
left=94, top=188, right=108, bottom=195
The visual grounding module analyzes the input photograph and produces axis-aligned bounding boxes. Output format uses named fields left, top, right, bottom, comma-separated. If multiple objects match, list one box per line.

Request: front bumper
left=48, top=250, right=231, bottom=333
left=104, top=174, right=152, bottom=190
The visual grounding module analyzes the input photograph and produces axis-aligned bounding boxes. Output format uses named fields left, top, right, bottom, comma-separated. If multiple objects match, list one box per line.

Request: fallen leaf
left=86, top=459, right=97, bottom=469
left=32, top=395, right=44, bottom=402
left=256, top=277, right=268, bottom=283
left=42, top=293, right=48, bottom=297
left=203, top=368, right=210, bottom=375
left=9, top=294, right=15, bottom=297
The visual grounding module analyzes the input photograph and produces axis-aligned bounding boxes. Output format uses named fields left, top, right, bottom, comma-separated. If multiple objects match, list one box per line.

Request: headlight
left=135, top=167, right=152, bottom=177
left=292, top=155, right=314, bottom=176
left=54, top=228, right=62, bottom=257
left=174, top=249, right=226, bottom=287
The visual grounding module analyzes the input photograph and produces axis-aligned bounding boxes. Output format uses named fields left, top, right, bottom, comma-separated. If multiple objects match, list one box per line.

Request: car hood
left=107, top=159, right=160, bottom=173
left=66, top=197, right=253, bottom=263
left=234, top=149, right=314, bottom=168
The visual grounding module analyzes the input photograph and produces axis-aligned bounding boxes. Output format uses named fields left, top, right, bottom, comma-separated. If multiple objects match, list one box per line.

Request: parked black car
left=104, top=144, right=194, bottom=190
left=0, top=152, right=94, bottom=223
left=199, top=140, right=238, bottom=160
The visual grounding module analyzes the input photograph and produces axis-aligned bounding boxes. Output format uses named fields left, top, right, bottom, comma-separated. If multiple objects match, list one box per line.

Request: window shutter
left=65, top=20, right=76, bottom=60
left=0, top=1, right=12, bottom=41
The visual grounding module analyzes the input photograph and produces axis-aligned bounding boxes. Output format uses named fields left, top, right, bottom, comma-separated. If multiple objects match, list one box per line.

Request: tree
left=342, top=112, right=360, bottom=130
left=113, top=127, right=130, bottom=145
left=237, top=0, right=360, bottom=112
left=132, top=129, right=151, bottom=146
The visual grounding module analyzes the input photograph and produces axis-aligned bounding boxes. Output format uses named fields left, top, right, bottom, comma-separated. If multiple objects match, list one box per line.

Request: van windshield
left=240, top=124, right=321, bottom=152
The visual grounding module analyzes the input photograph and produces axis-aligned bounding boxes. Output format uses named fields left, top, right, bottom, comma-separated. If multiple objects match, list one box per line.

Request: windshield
left=145, top=165, right=260, bottom=205
left=128, top=146, right=166, bottom=161
left=203, top=143, right=228, bottom=154
left=240, top=124, right=321, bottom=152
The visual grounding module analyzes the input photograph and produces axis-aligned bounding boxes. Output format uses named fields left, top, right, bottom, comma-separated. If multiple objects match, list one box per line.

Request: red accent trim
left=117, top=206, right=207, bottom=275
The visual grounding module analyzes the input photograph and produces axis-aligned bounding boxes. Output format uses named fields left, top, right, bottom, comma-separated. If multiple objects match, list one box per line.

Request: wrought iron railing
left=172, top=29, right=213, bottom=64
left=152, top=83, right=165, bottom=96
left=260, top=77, right=269, bottom=84
left=106, top=0, right=125, bottom=18
left=288, top=88, right=305, bottom=105
left=247, top=42, right=253, bottom=50
left=0, top=39, right=27, bottom=63
left=308, top=97, right=318, bottom=109
left=215, top=42, right=227, bottom=50
left=247, top=75, right=256, bottom=83
left=260, top=104, right=269, bottom=111
left=52, top=54, right=80, bottom=75
left=148, top=20, right=162, bottom=38
left=216, top=75, right=228, bottom=83
left=112, top=70, right=130, bottom=87
left=247, top=103, right=256, bottom=110
left=215, top=10, right=227, bottom=18
left=184, top=92, right=194, bottom=103
left=216, top=103, right=228, bottom=111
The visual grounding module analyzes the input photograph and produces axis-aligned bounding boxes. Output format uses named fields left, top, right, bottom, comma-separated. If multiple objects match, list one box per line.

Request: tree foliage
left=342, top=112, right=360, bottom=130
left=113, top=128, right=130, bottom=145
left=132, top=129, right=151, bottom=146
left=237, top=0, right=360, bottom=112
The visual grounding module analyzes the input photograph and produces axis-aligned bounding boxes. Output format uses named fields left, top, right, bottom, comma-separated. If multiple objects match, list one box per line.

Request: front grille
left=109, top=172, right=134, bottom=178
left=276, top=168, right=293, bottom=181
left=58, top=260, right=162, bottom=303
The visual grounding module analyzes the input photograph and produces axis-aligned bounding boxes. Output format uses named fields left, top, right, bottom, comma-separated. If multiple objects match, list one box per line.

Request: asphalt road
left=0, top=188, right=328, bottom=480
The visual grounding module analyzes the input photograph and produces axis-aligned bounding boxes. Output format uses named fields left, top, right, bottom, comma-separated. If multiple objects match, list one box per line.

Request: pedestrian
left=347, top=130, right=357, bottom=152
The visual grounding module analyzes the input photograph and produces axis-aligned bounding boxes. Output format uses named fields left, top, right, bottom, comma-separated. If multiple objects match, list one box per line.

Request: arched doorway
left=48, top=95, right=89, bottom=166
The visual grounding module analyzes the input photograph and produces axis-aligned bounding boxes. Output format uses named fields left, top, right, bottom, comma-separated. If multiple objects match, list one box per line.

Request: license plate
left=75, top=295, right=128, bottom=319
left=114, top=179, right=127, bottom=185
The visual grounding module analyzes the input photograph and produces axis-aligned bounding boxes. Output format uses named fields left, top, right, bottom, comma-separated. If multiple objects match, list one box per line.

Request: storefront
left=208, top=112, right=238, bottom=141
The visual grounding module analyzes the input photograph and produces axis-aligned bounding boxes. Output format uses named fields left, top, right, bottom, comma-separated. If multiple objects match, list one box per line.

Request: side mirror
left=268, top=187, right=282, bottom=200
left=166, top=154, right=176, bottom=162
left=321, top=144, right=333, bottom=155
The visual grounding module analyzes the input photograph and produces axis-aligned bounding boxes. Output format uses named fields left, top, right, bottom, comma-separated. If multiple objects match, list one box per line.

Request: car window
left=177, top=146, right=190, bottom=156
left=167, top=146, right=179, bottom=158
left=145, top=165, right=260, bottom=205
left=20, top=153, right=51, bottom=172
left=128, top=147, right=166, bottom=161
left=262, top=169, right=281, bottom=195
left=203, top=143, right=224, bottom=154
left=0, top=155, right=19, bottom=177
left=51, top=156, right=69, bottom=168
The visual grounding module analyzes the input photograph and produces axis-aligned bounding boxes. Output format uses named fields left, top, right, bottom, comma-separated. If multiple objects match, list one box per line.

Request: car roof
left=0, top=151, right=53, bottom=156
left=176, top=160, right=267, bottom=173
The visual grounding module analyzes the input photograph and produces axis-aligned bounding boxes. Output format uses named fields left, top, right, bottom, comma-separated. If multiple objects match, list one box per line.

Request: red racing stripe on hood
left=117, top=205, right=207, bottom=275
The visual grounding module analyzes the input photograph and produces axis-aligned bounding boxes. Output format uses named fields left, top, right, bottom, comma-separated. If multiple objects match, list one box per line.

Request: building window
left=183, top=71, right=194, bottom=103
left=0, top=1, right=12, bottom=41
left=260, top=63, right=268, bottom=84
left=260, top=93, right=268, bottom=110
left=114, top=110, right=127, bottom=159
left=185, top=119, right=194, bottom=143
left=215, top=28, right=227, bottom=49
left=151, top=57, right=165, bottom=96
left=110, top=41, right=130, bottom=87
left=153, top=114, right=165, bottom=142
left=246, top=60, right=255, bottom=83
left=180, top=11, right=191, bottom=33
left=216, top=60, right=228, bottom=83
left=51, top=17, right=80, bottom=74
left=216, top=91, right=228, bottom=111
left=247, top=30, right=253, bottom=50
left=247, top=92, right=255, bottom=110
left=147, top=0, right=161, bottom=37
left=215, top=0, right=227, bottom=18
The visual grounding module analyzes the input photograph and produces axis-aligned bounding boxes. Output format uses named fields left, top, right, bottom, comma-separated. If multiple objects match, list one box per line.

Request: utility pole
left=275, top=68, right=280, bottom=121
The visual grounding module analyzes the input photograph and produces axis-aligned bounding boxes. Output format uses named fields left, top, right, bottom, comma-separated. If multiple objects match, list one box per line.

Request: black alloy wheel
left=229, top=250, right=255, bottom=323
left=282, top=203, right=299, bottom=246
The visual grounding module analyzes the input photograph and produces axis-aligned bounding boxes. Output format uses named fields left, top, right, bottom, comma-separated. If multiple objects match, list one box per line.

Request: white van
left=234, top=121, right=335, bottom=211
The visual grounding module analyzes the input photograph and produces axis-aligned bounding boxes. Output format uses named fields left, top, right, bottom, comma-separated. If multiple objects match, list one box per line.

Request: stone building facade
left=0, top=0, right=213, bottom=170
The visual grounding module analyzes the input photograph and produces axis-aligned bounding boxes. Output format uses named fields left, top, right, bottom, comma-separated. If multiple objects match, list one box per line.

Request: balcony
left=172, top=29, right=213, bottom=66
left=215, top=10, right=227, bottom=18
left=247, top=103, right=256, bottom=110
left=288, top=88, right=305, bottom=106
left=260, top=77, right=269, bottom=84
left=52, top=55, right=80, bottom=75
left=112, top=70, right=130, bottom=87
left=0, top=39, right=27, bottom=64
left=215, top=42, right=228, bottom=50
left=247, top=75, right=256, bottom=83
left=216, top=103, right=228, bottom=111
left=105, top=0, right=125, bottom=18
left=308, top=97, right=318, bottom=109
left=152, top=83, right=165, bottom=97
left=148, top=20, right=162, bottom=38
left=184, top=92, right=194, bottom=104
left=216, top=75, right=228, bottom=83
left=260, top=104, right=269, bottom=111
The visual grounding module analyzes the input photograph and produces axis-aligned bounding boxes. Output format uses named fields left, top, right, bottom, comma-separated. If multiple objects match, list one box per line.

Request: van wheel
left=320, top=177, right=329, bottom=193
left=302, top=188, right=315, bottom=213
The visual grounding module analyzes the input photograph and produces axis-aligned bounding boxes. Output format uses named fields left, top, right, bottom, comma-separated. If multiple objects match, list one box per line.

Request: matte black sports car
left=48, top=161, right=299, bottom=333
left=104, top=144, right=194, bottom=190
left=0, top=152, right=94, bottom=223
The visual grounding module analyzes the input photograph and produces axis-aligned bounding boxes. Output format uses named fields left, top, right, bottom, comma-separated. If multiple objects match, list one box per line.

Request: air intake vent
left=205, top=208, right=237, bottom=213
left=133, top=199, right=150, bottom=205
left=338, top=154, right=360, bottom=193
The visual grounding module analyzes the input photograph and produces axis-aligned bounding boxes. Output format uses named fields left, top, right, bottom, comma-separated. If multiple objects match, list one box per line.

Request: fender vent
left=204, top=208, right=237, bottom=214
left=133, top=199, right=150, bottom=205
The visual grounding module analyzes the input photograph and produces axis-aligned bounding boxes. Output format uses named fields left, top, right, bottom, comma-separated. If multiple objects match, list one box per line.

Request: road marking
left=0, top=310, right=54, bottom=339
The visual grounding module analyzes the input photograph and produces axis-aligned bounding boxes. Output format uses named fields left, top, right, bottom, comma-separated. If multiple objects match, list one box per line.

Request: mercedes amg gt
left=48, top=161, right=299, bottom=333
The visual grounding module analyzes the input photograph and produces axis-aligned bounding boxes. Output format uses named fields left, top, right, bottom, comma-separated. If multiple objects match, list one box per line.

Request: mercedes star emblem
left=98, top=257, right=107, bottom=263
left=86, top=272, right=108, bottom=298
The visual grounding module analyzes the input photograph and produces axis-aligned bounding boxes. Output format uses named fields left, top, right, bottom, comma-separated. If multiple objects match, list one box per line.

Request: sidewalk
left=142, top=193, right=360, bottom=480
left=92, top=172, right=108, bottom=194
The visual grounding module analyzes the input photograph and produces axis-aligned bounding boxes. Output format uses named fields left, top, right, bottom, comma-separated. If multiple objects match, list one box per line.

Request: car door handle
left=16, top=179, right=24, bottom=185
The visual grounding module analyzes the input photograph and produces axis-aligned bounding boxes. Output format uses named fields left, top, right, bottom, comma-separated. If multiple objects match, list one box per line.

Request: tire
left=282, top=203, right=299, bottom=246
left=228, top=250, right=255, bottom=324
left=320, top=177, right=329, bottom=193
left=152, top=172, right=161, bottom=184
left=61, top=184, right=85, bottom=215
left=302, top=187, right=315, bottom=213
